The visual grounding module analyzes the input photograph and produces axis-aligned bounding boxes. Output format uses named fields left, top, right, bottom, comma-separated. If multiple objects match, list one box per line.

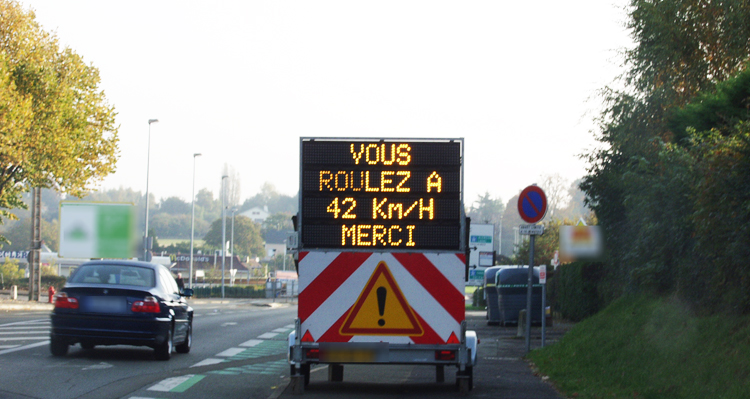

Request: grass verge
left=528, top=295, right=750, bottom=399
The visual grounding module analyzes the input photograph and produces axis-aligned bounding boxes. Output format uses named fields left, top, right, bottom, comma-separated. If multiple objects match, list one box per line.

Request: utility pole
left=29, top=187, right=41, bottom=301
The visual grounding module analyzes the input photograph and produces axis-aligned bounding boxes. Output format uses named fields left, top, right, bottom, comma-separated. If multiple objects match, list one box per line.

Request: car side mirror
left=181, top=288, right=194, bottom=297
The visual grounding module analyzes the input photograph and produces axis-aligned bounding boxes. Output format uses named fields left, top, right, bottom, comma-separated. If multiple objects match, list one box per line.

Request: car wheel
left=80, top=341, right=95, bottom=350
left=175, top=322, right=192, bottom=354
left=154, top=327, right=173, bottom=361
left=50, top=337, right=68, bottom=357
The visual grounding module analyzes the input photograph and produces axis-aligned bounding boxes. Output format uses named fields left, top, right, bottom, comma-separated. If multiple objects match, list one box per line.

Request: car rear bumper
left=50, top=314, right=171, bottom=347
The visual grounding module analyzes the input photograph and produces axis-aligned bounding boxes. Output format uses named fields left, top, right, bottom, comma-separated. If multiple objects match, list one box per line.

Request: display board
left=300, top=138, right=463, bottom=250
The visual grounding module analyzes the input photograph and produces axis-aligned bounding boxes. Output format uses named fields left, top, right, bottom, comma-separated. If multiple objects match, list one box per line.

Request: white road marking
left=221, top=322, right=237, bottom=327
left=0, top=345, right=19, bottom=349
left=191, top=358, right=224, bottom=368
left=0, top=337, right=49, bottom=341
left=216, top=348, right=245, bottom=357
left=272, top=328, right=288, bottom=333
left=239, top=339, right=262, bottom=347
left=0, top=319, right=48, bottom=327
left=148, top=375, right=197, bottom=392
left=284, top=324, right=295, bottom=329
left=0, top=326, right=50, bottom=330
left=0, top=340, right=49, bottom=355
left=0, top=331, right=48, bottom=335
left=82, top=362, right=113, bottom=370
left=257, top=332, right=278, bottom=339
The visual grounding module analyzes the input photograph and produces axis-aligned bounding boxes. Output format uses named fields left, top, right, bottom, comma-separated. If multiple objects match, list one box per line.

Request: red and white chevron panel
left=298, top=251, right=466, bottom=345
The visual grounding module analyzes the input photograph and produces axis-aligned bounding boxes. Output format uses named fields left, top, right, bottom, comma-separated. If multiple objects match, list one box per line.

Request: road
left=0, top=301, right=566, bottom=399
left=0, top=300, right=297, bottom=399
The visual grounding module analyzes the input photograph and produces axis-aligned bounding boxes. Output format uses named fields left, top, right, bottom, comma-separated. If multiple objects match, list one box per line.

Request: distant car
left=50, top=260, right=193, bottom=360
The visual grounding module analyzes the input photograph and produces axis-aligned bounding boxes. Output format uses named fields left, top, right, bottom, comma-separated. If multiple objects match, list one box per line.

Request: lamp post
left=221, top=175, right=228, bottom=299
left=189, top=153, right=202, bottom=288
left=144, top=119, right=159, bottom=261
left=230, top=207, right=236, bottom=285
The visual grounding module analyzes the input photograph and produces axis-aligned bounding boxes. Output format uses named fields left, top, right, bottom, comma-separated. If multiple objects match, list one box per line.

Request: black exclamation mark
left=377, top=287, right=386, bottom=326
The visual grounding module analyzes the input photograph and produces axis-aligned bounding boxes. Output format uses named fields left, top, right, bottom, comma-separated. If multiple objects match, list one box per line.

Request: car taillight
left=54, top=292, right=79, bottom=309
left=131, top=296, right=161, bottom=313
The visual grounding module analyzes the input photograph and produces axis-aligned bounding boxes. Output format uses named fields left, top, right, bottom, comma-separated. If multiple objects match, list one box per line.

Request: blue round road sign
left=517, top=185, right=548, bottom=224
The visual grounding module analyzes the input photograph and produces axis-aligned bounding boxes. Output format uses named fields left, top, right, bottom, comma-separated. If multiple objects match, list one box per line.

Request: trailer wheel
left=328, top=363, right=344, bottom=382
left=301, top=363, right=310, bottom=386
left=456, top=367, right=473, bottom=393
left=436, top=365, right=445, bottom=383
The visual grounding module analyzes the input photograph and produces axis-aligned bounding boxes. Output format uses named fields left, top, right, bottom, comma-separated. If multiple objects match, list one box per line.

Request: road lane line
left=0, top=319, right=48, bottom=327
left=239, top=339, right=262, bottom=347
left=216, top=348, right=245, bottom=357
left=284, top=324, right=295, bottom=329
left=272, top=328, right=288, bottom=333
left=0, top=326, right=50, bottom=330
left=0, top=345, right=20, bottom=349
left=148, top=374, right=204, bottom=392
left=191, top=358, right=224, bottom=368
left=0, top=340, right=49, bottom=355
left=257, top=332, right=278, bottom=339
left=0, top=331, right=49, bottom=335
left=0, top=337, right=49, bottom=341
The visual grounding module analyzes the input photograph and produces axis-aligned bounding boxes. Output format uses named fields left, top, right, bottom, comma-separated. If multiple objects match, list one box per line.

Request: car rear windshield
left=69, top=265, right=156, bottom=288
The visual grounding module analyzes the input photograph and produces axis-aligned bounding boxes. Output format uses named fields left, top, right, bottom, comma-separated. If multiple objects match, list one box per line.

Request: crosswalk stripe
left=0, top=340, right=49, bottom=355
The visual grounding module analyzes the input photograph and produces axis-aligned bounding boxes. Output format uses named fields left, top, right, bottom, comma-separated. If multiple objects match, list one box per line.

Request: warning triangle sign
left=340, top=261, right=423, bottom=336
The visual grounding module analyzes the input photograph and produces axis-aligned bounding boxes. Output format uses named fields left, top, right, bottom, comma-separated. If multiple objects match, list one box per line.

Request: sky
left=21, top=0, right=633, bottom=208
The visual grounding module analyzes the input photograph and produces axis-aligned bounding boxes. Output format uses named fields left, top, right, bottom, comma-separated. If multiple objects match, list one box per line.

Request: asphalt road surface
left=0, top=300, right=567, bottom=399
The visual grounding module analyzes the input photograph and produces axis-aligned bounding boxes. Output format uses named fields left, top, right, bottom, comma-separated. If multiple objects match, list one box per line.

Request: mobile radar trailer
left=288, top=137, right=477, bottom=393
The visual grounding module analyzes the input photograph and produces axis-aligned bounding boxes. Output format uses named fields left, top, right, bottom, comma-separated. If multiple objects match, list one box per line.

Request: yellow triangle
left=340, top=261, right=423, bottom=336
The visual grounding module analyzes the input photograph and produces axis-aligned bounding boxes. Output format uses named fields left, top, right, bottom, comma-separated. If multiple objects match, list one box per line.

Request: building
left=239, top=206, right=270, bottom=224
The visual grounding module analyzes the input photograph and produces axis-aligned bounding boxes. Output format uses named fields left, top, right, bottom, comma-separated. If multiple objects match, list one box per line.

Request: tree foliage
left=0, top=1, right=119, bottom=245
left=582, top=0, right=750, bottom=312
left=203, top=215, right=264, bottom=258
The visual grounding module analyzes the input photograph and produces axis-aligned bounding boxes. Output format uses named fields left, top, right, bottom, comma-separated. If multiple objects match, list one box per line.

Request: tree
left=223, top=164, right=241, bottom=209
left=195, top=188, right=221, bottom=223
left=582, top=0, right=750, bottom=309
left=203, top=215, right=264, bottom=258
left=158, top=196, right=190, bottom=215
left=262, top=212, right=294, bottom=235
left=0, top=1, right=118, bottom=245
left=467, top=192, right=504, bottom=255
left=240, top=182, right=298, bottom=214
left=0, top=214, right=59, bottom=251
left=538, top=174, right=570, bottom=218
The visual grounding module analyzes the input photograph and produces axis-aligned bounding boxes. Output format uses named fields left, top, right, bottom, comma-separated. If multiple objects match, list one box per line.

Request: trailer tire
left=302, top=363, right=310, bottom=386
left=328, top=364, right=344, bottom=382
left=436, top=365, right=445, bottom=383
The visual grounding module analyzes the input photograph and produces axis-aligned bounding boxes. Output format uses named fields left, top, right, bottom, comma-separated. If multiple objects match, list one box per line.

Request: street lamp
left=189, top=153, right=202, bottom=288
left=144, top=118, right=159, bottom=261
left=221, top=175, right=228, bottom=299
left=230, top=207, right=237, bottom=285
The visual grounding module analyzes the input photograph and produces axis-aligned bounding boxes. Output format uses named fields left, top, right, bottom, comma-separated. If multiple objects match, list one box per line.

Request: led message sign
left=300, top=139, right=463, bottom=250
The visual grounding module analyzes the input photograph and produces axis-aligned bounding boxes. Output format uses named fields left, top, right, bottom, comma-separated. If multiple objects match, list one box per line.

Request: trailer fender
left=466, top=330, right=478, bottom=366
left=288, top=331, right=296, bottom=364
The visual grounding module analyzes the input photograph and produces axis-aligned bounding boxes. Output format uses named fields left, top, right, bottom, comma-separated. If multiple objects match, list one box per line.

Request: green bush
left=191, top=285, right=265, bottom=299
left=472, top=286, right=486, bottom=308
left=551, top=261, right=603, bottom=322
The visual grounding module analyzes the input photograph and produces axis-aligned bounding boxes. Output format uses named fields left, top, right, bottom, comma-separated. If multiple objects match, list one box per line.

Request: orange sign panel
left=340, top=261, right=423, bottom=336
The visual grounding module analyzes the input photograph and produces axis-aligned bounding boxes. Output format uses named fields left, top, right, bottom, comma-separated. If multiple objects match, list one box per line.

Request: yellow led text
left=342, top=224, right=416, bottom=247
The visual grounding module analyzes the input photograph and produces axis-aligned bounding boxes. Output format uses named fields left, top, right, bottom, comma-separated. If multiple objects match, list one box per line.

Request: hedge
left=191, top=285, right=265, bottom=298
left=550, top=261, right=604, bottom=322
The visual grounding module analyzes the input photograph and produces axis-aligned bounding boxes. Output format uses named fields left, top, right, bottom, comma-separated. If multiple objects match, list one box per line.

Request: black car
left=50, top=260, right=193, bottom=360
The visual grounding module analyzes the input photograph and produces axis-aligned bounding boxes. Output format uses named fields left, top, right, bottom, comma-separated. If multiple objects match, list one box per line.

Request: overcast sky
left=22, top=0, right=632, bottom=207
